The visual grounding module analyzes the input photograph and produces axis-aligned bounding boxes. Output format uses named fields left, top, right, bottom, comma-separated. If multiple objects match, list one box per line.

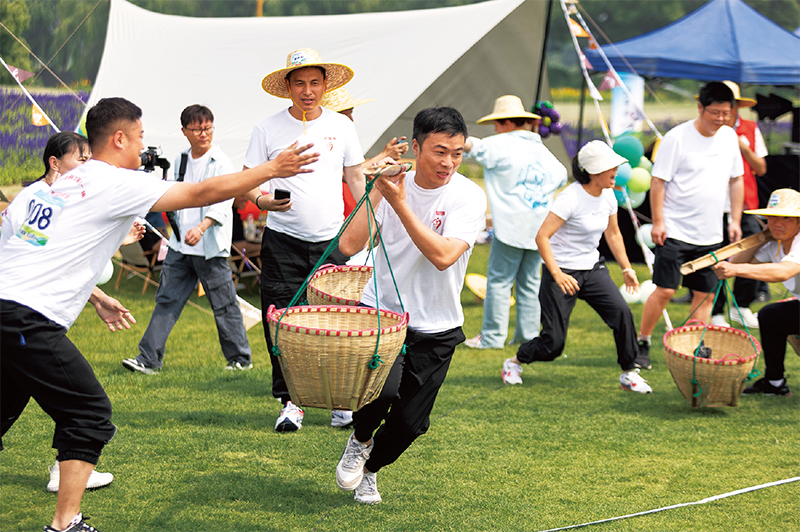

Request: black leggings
left=758, top=298, right=799, bottom=381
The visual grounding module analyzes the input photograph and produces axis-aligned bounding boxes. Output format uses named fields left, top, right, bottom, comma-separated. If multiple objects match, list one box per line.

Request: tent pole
left=535, top=0, right=555, bottom=103
left=577, top=74, right=586, bottom=150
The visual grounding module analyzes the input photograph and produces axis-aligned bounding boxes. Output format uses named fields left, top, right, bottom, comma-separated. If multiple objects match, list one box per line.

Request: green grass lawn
left=2, top=243, right=798, bottom=531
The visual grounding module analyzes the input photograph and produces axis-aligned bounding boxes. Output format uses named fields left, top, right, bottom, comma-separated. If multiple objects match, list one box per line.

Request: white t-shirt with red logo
left=0, top=160, right=173, bottom=328
left=243, top=107, right=365, bottom=242
left=360, top=171, right=487, bottom=333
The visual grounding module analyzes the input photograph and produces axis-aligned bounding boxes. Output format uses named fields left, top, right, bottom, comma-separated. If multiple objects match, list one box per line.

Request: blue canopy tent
left=584, top=0, right=800, bottom=85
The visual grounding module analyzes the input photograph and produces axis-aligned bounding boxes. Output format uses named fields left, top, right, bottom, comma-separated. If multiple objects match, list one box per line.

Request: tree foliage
left=0, top=0, right=33, bottom=86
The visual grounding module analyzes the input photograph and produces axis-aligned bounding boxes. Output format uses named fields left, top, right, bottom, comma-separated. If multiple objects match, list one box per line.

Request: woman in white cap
left=502, top=140, right=652, bottom=394
left=712, top=188, right=800, bottom=396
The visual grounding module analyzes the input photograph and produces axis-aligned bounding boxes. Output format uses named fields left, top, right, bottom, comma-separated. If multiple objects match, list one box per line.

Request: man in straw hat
left=334, top=107, right=486, bottom=504
left=636, top=81, right=744, bottom=370
left=709, top=81, right=769, bottom=328
left=461, top=94, right=567, bottom=353
left=241, top=49, right=367, bottom=432
left=712, top=188, right=800, bottom=397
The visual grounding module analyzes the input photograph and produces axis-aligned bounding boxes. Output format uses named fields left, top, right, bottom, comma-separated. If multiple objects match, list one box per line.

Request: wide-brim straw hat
left=476, top=95, right=540, bottom=124
left=578, top=140, right=628, bottom=175
left=745, top=188, right=800, bottom=217
left=262, top=48, right=354, bottom=99
left=320, top=86, right=373, bottom=113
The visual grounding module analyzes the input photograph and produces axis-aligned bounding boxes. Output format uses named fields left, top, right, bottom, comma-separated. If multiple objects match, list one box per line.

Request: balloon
left=549, top=122, right=563, bottom=135
left=613, top=136, right=645, bottom=167
left=628, top=189, right=647, bottom=208
left=542, top=116, right=552, bottom=127
left=542, top=100, right=553, bottom=109
left=638, top=280, right=657, bottom=304
left=614, top=162, right=632, bottom=187
left=613, top=188, right=627, bottom=207
left=638, top=156, right=653, bottom=172
left=635, top=224, right=655, bottom=249
left=549, top=109, right=561, bottom=122
left=620, top=283, right=640, bottom=305
left=627, top=167, right=651, bottom=193
left=97, top=260, right=114, bottom=285
left=539, top=125, right=550, bottom=138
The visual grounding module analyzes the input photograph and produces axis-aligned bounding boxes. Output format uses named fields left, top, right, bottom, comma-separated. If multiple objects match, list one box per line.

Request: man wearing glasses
left=124, top=104, right=254, bottom=374
left=635, top=81, right=744, bottom=369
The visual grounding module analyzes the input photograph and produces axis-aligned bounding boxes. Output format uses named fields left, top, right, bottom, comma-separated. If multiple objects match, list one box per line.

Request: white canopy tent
left=87, top=0, right=567, bottom=167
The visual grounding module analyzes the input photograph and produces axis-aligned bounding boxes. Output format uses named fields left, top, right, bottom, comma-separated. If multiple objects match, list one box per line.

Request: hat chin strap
left=287, top=81, right=322, bottom=134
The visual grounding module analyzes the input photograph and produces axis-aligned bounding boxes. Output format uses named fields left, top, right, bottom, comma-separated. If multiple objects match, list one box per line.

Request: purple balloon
left=549, top=109, right=560, bottom=122
left=539, top=125, right=550, bottom=138
left=549, top=122, right=562, bottom=135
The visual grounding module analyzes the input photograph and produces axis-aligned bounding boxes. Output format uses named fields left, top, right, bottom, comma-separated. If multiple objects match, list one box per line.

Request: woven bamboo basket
left=267, top=304, right=408, bottom=411
left=663, top=320, right=760, bottom=408
left=306, top=265, right=373, bottom=306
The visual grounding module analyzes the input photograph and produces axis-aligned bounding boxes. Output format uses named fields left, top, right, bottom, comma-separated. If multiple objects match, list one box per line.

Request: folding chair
left=115, top=240, right=163, bottom=294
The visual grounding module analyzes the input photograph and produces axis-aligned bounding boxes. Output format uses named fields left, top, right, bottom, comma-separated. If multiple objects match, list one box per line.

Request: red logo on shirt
left=325, top=136, right=336, bottom=151
left=432, top=211, right=445, bottom=231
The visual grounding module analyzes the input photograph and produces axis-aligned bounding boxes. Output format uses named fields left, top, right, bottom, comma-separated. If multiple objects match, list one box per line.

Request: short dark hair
left=571, top=155, right=591, bottom=185
left=413, top=107, right=468, bottom=148
left=499, top=117, right=534, bottom=128
left=85, top=97, right=142, bottom=150
left=39, top=131, right=90, bottom=181
left=698, top=81, right=734, bottom=108
left=180, top=104, right=214, bottom=127
left=285, top=66, right=326, bottom=83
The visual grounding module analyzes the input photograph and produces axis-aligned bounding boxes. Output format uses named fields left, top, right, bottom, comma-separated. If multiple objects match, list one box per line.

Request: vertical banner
left=610, top=72, right=644, bottom=138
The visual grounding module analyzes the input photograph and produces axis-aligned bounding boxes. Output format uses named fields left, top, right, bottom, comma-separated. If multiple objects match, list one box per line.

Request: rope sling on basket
left=663, top=271, right=761, bottom=408
left=268, top=165, right=412, bottom=411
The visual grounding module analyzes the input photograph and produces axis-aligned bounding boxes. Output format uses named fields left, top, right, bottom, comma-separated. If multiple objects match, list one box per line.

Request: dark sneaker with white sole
left=742, top=377, right=791, bottom=396
left=634, top=340, right=652, bottom=370
left=43, top=513, right=100, bottom=532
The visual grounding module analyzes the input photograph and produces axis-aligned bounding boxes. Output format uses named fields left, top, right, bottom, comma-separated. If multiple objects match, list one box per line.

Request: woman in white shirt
left=501, top=141, right=652, bottom=394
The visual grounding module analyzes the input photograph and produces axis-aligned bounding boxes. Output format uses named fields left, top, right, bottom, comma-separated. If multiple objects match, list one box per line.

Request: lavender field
left=0, top=89, right=89, bottom=186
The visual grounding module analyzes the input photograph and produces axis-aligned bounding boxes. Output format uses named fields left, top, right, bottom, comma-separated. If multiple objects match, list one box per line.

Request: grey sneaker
left=336, top=433, right=373, bottom=491
left=122, top=358, right=157, bottom=375
left=634, top=341, right=652, bottom=370
left=354, top=471, right=381, bottom=504
left=225, top=360, right=253, bottom=370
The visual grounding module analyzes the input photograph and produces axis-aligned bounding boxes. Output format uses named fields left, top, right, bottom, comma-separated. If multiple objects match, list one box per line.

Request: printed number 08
left=27, top=201, right=53, bottom=230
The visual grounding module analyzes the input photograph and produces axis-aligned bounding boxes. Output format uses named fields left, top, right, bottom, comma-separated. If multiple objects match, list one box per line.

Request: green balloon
left=613, top=136, right=644, bottom=167
left=638, top=156, right=653, bottom=172
left=627, top=167, right=651, bottom=193
left=628, top=189, right=647, bottom=208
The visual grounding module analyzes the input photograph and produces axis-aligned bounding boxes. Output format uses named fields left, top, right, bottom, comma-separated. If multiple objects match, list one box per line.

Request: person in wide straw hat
left=461, top=95, right=567, bottom=352
left=241, top=49, right=367, bottom=433
left=713, top=188, right=800, bottom=396
left=707, top=81, right=769, bottom=329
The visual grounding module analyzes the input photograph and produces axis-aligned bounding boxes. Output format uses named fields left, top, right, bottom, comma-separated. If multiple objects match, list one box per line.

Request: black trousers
left=516, top=261, right=637, bottom=371
left=0, top=300, right=116, bottom=463
left=758, top=298, right=799, bottom=381
left=353, top=327, right=465, bottom=473
left=713, top=213, right=763, bottom=313
left=260, top=228, right=347, bottom=403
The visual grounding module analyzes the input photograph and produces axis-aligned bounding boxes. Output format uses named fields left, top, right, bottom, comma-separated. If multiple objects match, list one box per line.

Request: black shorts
left=652, top=238, right=721, bottom=292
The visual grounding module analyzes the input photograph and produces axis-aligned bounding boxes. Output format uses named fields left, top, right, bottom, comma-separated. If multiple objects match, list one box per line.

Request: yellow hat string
left=288, top=90, right=318, bottom=135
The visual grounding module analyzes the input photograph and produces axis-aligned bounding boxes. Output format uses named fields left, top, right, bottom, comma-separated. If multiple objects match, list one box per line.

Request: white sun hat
left=578, top=140, right=629, bottom=175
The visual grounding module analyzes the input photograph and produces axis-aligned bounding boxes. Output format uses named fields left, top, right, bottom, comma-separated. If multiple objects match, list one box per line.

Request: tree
left=0, top=0, right=33, bottom=86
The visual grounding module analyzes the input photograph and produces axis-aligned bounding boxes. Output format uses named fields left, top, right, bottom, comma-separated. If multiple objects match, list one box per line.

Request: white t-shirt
left=548, top=182, right=617, bottom=270
left=754, top=237, right=800, bottom=298
left=0, top=160, right=173, bottom=328
left=0, top=181, right=49, bottom=253
left=243, top=108, right=365, bottom=242
left=652, top=120, right=744, bottom=246
left=360, top=172, right=487, bottom=333
left=178, top=150, right=210, bottom=256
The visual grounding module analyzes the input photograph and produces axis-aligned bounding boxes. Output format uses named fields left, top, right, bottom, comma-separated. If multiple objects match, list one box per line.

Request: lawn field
left=1, top=243, right=798, bottom=532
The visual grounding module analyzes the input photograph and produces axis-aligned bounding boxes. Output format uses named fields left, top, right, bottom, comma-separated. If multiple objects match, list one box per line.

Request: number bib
left=16, top=189, right=66, bottom=247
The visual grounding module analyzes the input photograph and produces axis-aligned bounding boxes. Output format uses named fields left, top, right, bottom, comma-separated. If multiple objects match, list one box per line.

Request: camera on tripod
left=140, top=146, right=171, bottom=178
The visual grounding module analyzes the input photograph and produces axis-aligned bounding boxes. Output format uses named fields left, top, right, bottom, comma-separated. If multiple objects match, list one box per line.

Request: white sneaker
left=730, top=308, right=759, bottom=329
left=331, top=410, right=353, bottom=428
left=274, top=401, right=304, bottom=432
left=710, top=314, right=730, bottom=327
left=502, top=358, right=523, bottom=385
left=620, top=369, right=653, bottom=394
left=47, top=461, right=114, bottom=492
left=336, top=433, right=372, bottom=491
left=464, top=335, right=483, bottom=349
left=354, top=471, right=382, bottom=504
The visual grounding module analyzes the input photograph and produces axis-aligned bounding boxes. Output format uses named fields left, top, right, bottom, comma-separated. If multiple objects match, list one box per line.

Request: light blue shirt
left=467, top=130, right=567, bottom=249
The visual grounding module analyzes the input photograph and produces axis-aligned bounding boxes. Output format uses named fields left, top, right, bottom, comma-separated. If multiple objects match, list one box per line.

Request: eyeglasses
left=702, top=108, right=731, bottom=119
left=186, top=126, right=214, bottom=135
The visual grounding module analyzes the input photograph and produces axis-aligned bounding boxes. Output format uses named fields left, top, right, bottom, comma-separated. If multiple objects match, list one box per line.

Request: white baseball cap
left=577, top=140, right=628, bottom=175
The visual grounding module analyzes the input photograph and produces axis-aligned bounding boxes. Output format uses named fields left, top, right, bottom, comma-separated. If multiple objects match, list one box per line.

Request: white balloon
left=635, top=224, right=656, bottom=249
left=619, top=283, right=640, bottom=304
left=638, top=280, right=657, bottom=304
left=97, top=260, right=114, bottom=285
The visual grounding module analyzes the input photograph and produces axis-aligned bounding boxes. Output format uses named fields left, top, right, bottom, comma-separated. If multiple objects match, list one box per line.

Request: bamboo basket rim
left=307, top=265, right=374, bottom=306
left=663, top=323, right=760, bottom=365
left=267, top=304, right=408, bottom=337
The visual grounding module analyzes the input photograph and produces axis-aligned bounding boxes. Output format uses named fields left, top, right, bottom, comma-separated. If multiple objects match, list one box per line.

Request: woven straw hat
left=320, top=87, right=373, bottom=112
left=722, top=81, right=756, bottom=108
left=262, top=48, right=354, bottom=98
left=476, top=95, right=540, bottom=124
left=745, top=189, right=800, bottom=217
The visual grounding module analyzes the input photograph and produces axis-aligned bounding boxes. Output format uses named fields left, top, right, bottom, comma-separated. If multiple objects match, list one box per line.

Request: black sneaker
left=742, top=377, right=791, bottom=396
left=634, top=340, right=652, bottom=370
left=44, top=513, right=100, bottom=531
